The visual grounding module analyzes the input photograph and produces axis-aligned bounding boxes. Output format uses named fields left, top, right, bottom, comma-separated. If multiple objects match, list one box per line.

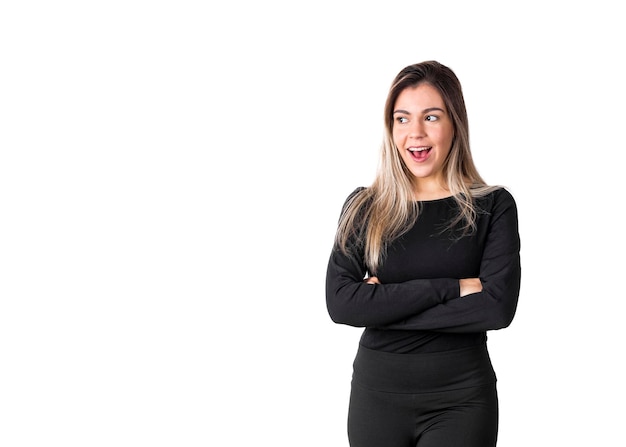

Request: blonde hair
left=335, top=61, right=499, bottom=274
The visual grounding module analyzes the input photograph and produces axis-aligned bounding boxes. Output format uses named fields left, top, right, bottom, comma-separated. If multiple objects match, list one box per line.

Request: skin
left=392, top=83, right=454, bottom=201
left=366, top=83, right=482, bottom=297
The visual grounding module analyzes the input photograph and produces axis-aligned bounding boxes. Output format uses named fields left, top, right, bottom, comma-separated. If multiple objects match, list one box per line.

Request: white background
left=1, top=1, right=624, bottom=446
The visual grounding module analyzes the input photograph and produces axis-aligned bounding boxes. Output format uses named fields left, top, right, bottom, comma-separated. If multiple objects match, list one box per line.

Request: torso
left=360, top=195, right=491, bottom=353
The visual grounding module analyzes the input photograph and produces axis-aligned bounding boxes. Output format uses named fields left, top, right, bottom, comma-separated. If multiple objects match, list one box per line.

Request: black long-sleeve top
left=326, top=187, right=521, bottom=353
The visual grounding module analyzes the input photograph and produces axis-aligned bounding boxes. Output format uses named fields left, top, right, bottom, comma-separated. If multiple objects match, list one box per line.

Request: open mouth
left=408, top=146, right=432, bottom=162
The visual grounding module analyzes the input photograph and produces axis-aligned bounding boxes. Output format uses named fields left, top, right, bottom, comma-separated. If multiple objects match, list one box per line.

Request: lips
left=408, top=146, right=432, bottom=162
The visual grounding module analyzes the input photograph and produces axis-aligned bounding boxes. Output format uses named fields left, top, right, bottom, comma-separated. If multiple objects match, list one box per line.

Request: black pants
left=347, top=344, right=499, bottom=447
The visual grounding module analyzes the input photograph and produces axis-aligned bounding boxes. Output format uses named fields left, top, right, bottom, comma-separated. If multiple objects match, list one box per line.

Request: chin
left=409, top=168, right=435, bottom=179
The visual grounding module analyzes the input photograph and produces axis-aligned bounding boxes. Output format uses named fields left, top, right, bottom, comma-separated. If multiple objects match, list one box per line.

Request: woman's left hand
left=364, top=276, right=381, bottom=285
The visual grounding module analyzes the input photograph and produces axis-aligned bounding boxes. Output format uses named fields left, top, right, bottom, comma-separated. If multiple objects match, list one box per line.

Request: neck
left=412, top=179, right=451, bottom=201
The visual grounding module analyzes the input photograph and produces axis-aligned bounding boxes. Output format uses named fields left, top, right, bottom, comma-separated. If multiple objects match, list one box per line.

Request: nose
left=408, top=119, right=425, bottom=139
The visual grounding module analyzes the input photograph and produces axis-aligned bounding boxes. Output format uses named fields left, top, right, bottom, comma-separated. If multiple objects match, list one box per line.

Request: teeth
left=408, top=147, right=430, bottom=152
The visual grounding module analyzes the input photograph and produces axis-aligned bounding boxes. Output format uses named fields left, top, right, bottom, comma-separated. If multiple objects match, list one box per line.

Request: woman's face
left=392, top=83, right=454, bottom=187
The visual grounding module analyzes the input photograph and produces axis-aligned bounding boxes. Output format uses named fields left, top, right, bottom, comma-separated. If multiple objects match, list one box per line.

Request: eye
left=396, top=116, right=409, bottom=124
left=425, top=115, right=439, bottom=122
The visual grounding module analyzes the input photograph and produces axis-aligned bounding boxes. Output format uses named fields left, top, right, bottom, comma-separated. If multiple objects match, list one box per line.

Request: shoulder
left=347, top=186, right=367, bottom=200
left=491, top=187, right=517, bottom=209
left=342, top=186, right=370, bottom=208
left=474, top=186, right=517, bottom=207
left=337, top=187, right=374, bottom=225
left=492, top=187, right=517, bottom=212
left=473, top=187, right=519, bottom=226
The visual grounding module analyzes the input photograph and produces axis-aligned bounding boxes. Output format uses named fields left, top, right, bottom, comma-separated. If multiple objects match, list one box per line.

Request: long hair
left=335, top=60, right=498, bottom=274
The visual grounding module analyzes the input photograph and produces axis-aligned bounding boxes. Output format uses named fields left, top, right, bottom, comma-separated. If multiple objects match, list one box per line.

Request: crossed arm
left=326, top=189, right=520, bottom=333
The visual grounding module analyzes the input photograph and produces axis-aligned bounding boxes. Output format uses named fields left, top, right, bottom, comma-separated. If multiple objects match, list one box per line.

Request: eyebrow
left=393, top=107, right=446, bottom=115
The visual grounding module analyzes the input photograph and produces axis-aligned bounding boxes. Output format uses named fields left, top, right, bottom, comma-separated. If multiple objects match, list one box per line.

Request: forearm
left=325, top=251, right=460, bottom=327
left=379, top=254, right=521, bottom=332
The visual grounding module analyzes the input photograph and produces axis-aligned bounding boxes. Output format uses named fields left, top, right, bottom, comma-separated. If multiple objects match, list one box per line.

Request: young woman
left=326, top=61, right=521, bottom=447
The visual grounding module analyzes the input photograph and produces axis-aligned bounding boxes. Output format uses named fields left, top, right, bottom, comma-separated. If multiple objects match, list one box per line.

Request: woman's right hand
left=459, top=278, right=482, bottom=297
